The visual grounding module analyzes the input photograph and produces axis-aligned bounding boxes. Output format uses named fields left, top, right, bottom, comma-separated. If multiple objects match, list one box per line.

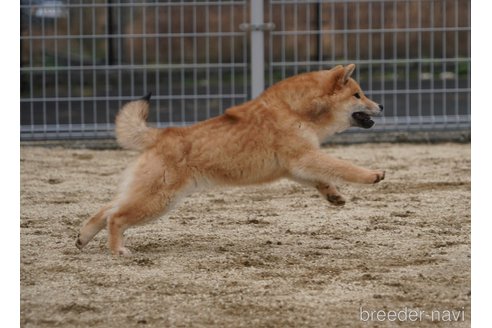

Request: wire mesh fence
left=265, top=0, right=471, bottom=132
left=20, top=0, right=470, bottom=140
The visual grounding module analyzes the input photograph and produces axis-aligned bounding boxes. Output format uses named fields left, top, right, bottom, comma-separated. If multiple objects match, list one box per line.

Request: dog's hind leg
left=105, top=154, right=192, bottom=256
left=76, top=203, right=114, bottom=250
left=106, top=181, right=188, bottom=256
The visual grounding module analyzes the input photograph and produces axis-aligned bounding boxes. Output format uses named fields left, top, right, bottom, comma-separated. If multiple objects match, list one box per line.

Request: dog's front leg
left=288, top=150, right=385, bottom=185
left=315, top=182, right=346, bottom=206
left=290, top=176, right=346, bottom=206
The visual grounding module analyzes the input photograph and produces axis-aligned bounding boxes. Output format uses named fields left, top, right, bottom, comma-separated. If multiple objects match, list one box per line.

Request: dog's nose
left=378, top=104, right=384, bottom=111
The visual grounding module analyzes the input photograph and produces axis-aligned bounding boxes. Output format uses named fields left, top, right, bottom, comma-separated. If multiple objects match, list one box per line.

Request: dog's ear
left=331, top=64, right=355, bottom=86
left=343, top=64, right=356, bottom=83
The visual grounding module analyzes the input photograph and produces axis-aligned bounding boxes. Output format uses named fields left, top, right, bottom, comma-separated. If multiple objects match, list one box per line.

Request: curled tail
left=115, top=93, right=159, bottom=151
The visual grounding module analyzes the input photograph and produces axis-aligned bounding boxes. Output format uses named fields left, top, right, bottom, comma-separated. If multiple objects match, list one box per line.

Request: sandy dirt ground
left=20, top=143, right=470, bottom=327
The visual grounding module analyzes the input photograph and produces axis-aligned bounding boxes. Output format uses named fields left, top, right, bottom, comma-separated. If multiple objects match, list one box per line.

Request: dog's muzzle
left=352, top=105, right=383, bottom=129
left=352, top=112, right=375, bottom=129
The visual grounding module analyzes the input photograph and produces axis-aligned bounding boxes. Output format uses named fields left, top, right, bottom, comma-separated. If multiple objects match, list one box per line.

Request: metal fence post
left=250, top=0, right=265, bottom=98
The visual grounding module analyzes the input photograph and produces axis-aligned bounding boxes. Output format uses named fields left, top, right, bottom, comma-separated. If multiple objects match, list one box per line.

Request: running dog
left=76, top=64, right=385, bottom=255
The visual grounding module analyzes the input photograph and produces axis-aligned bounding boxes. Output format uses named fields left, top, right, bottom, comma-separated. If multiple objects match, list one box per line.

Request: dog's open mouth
left=352, top=112, right=375, bottom=129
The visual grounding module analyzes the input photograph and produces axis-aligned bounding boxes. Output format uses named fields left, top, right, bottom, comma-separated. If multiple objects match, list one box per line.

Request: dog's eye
left=354, top=93, right=361, bottom=99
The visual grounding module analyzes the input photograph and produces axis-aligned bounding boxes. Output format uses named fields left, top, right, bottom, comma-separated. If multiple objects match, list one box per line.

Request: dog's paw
left=372, top=170, right=385, bottom=183
left=364, top=170, right=385, bottom=184
left=75, top=233, right=85, bottom=250
left=326, top=194, right=346, bottom=206
left=113, top=247, right=132, bottom=257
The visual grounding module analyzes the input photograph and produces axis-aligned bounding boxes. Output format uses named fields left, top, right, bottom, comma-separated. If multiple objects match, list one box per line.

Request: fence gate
left=20, top=0, right=470, bottom=140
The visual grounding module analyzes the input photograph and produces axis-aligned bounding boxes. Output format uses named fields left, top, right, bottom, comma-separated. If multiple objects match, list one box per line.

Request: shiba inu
left=76, top=64, right=385, bottom=255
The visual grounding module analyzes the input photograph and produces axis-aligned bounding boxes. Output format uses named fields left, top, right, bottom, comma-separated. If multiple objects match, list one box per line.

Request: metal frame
left=20, top=0, right=470, bottom=140
left=266, top=0, right=470, bottom=132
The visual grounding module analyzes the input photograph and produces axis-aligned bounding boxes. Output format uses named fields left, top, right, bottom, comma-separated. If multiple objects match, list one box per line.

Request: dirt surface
left=20, top=143, right=470, bottom=327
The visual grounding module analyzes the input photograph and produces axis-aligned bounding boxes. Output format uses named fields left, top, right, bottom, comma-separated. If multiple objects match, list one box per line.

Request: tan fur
left=114, top=99, right=160, bottom=150
left=76, top=64, right=385, bottom=256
